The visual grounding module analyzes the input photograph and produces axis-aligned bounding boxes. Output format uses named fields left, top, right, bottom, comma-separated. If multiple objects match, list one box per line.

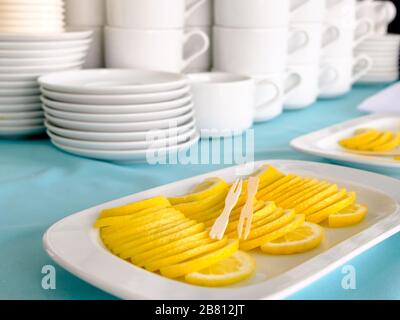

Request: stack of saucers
left=38, top=69, right=199, bottom=164
left=355, top=35, right=400, bottom=84
left=0, top=31, right=92, bottom=137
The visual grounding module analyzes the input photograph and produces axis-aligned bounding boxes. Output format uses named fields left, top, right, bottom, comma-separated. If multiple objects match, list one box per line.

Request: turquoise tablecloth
left=1, top=84, right=399, bottom=300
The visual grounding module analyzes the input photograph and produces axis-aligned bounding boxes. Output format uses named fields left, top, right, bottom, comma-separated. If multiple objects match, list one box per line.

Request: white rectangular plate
left=43, top=160, right=400, bottom=300
left=291, top=114, right=400, bottom=169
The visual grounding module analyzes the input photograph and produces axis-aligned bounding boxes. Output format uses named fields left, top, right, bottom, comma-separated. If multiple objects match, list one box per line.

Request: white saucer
left=41, top=86, right=191, bottom=105
left=42, top=103, right=193, bottom=123
left=357, top=74, right=399, bottom=83
left=50, top=132, right=200, bottom=163
left=0, top=80, right=38, bottom=89
left=0, top=103, right=42, bottom=112
left=0, top=87, right=40, bottom=96
left=47, top=126, right=197, bottom=151
left=45, top=119, right=196, bottom=142
left=0, top=110, right=43, bottom=119
left=0, top=61, right=84, bottom=73
left=0, top=125, right=45, bottom=137
left=0, top=54, right=86, bottom=67
left=0, top=117, right=43, bottom=127
left=44, top=111, right=195, bottom=132
left=0, top=30, right=92, bottom=42
left=0, top=46, right=88, bottom=58
left=0, top=39, right=91, bottom=50
left=39, top=69, right=189, bottom=95
left=40, top=94, right=192, bottom=114
left=0, top=95, right=40, bottom=104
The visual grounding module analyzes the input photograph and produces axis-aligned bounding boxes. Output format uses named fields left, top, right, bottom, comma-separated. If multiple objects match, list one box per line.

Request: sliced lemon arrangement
left=339, top=128, right=400, bottom=153
left=95, top=164, right=368, bottom=288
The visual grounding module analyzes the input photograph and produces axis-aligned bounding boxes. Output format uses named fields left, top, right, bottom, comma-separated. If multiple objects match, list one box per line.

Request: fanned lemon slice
left=160, top=240, right=239, bottom=278
left=328, top=204, right=368, bottom=228
left=169, top=178, right=229, bottom=205
left=261, top=222, right=323, bottom=255
left=185, top=251, right=256, bottom=287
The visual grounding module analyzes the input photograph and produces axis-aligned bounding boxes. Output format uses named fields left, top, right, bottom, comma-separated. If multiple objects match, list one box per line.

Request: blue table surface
left=1, top=84, right=400, bottom=300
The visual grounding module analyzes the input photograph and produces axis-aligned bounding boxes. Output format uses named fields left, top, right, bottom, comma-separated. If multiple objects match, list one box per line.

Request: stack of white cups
left=184, top=0, right=213, bottom=73
left=285, top=0, right=340, bottom=109
left=105, top=0, right=210, bottom=73
left=65, top=0, right=106, bottom=68
left=213, top=0, right=320, bottom=122
left=319, top=0, right=374, bottom=98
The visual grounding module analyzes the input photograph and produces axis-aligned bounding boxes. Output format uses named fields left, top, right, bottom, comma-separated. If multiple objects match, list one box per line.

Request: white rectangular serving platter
left=291, top=114, right=400, bottom=169
left=43, top=160, right=400, bottom=300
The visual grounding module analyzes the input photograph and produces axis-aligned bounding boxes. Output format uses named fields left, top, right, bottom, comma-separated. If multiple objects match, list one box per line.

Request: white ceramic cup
left=291, top=0, right=327, bottom=23
left=105, top=26, right=210, bottom=73
left=357, top=0, right=397, bottom=35
left=251, top=72, right=303, bottom=122
left=65, top=0, right=105, bottom=27
left=213, top=26, right=310, bottom=74
left=284, top=64, right=340, bottom=109
left=188, top=72, right=285, bottom=136
left=289, top=22, right=340, bottom=64
left=183, top=26, right=212, bottom=73
left=323, top=18, right=374, bottom=57
left=319, top=54, right=373, bottom=98
left=107, top=0, right=207, bottom=29
left=186, top=0, right=213, bottom=26
left=215, top=0, right=313, bottom=28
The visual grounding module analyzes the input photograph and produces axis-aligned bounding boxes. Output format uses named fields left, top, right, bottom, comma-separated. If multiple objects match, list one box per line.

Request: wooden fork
left=238, top=177, right=259, bottom=240
left=209, top=179, right=243, bottom=240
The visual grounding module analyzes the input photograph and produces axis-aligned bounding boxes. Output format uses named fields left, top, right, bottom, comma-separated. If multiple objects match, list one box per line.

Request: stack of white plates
left=0, top=31, right=92, bottom=137
left=355, top=34, right=400, bottom=84
left=38, top=69, right=200, bottom=163
left=0, top=0, right=65, bottom=34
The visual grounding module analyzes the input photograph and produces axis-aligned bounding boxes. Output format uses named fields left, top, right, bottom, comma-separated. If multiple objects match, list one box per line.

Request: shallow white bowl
left=0, top=39, right=91, bottom=51
left=0, top=103, right=42, bottom=112
left=44, top=111, right=195, bottom=132
left=0, top=124, right=45, bottom=137
left=50, top=132, right=200, bottom=163
left=0, top=54, right=86, bottom=67
left=0, top=110, right=44, bottom=120
left=39, top=69, right=189, bottom=95
left=0, top=61, right=84, bottom=74
left=0, top=95, right=40, bottom=104
left=45, top=118, right=196, bottom=142
left=0, top=46, right=89, bottom=58
left=40, top=94, right=192, bottom=114
left=0, top=87, right=40, bottom=96
left=47, top=127, right=197, bottom=151
left=0, top=117, right=43, bottom=127
left=41, top=86, right=190, bottom=105
left=0, top=30, right=92, bottom=42
left=42, top=103, right=193, bottom=123
left=0, top=80, right=38, bottom=89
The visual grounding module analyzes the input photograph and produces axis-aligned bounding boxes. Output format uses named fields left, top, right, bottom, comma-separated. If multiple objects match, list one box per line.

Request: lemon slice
left=328, top=204, right=368, bottom=228
left=99, top=196, right=171, bottom=218
left=261, top=222, right=323, bottom=255
left=279, top=181, right=330, bottom=208
left=251, top=165, right=285, bottom=189
left=257, top=174, right=295, bottom=199
left=307, top=192, right=356, bottom=224
left=185, top=251, right=256, bottom=287
left=339, top=129, right=380, bottom=149
left=145, top=238, right=229, bottom=272
left=240, top=214, right=305, bottom=251
left=169, top=178, right=229, bottom=205
left=174, top=191, right=228, bottom=215
left=357, top=132, right=394, bottom=150
left=160, top=240, right=239, bottom=278
left=293, top=184, right=339, bottom=213
left=395, top=156, right=400, bottom=161
left=373, top=133, right=400, bottom=152
left=259, top=175, right=303, bottom=200
left=273, top=179, right=319, bottom=204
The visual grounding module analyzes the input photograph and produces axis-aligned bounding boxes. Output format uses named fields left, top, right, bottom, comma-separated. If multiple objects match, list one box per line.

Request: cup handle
left=253, top=80, right=280, bottom=118
left=185, top=0, right=207, bottom=21
left=182, top=29, right=210, bottom=71
left=354, top=18, right=374, bottom=48
left=322, top=25, right=340, bottom=48
left=372, top=1, right=397, bottom=33
left=283, top=72, right=302, bottom=98
left=318, top=65, right=339, bottom=91
left=351, top=54, right=373, bottom=84
left=288, top=29, right=309, bottom=55
left=290, top=0, right=310, bottom=13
